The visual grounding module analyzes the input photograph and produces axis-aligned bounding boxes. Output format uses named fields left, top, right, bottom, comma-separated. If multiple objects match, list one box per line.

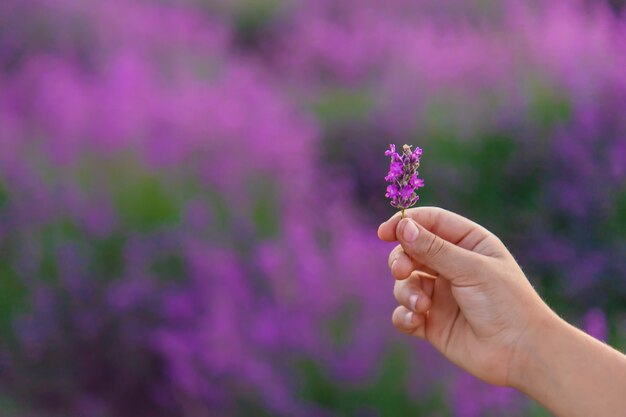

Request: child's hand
left=377, top=207, right=552, bottom=387
left=379, top=207, right=626, bottom=416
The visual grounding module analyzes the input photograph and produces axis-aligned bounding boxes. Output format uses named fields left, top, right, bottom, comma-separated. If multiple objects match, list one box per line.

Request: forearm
left=513, top=312, right=626, bottom=417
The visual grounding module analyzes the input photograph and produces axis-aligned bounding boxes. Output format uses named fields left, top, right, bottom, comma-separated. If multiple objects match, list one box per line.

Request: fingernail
left=409, top=293, right=419, bottom=311
left=391, top=259, right=398, bottom=271
left=403, top=220, right=419, bottom=242
left=405, top=311, right=414, bottom=326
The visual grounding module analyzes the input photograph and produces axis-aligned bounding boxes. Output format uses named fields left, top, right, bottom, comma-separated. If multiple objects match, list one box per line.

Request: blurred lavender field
left=0, top=0, right=625, bottom=415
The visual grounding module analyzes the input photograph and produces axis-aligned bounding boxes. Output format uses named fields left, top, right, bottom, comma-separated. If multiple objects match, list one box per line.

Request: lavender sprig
left=384, top=144, right=424, bottom=217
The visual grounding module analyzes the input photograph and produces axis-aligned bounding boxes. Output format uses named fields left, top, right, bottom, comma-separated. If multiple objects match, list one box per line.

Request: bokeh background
left=0, top=0, right=625, bottom=415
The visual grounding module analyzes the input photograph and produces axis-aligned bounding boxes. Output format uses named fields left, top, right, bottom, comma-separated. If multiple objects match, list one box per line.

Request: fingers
left=377, top=206, right=503, bottom=256
left=396, top=217, right=485, bottom=283
left=377, top=211, right=401, bottom=241
left=392, top=305, right=426, bottom=338
left=394, top=275, right=432, bottom=314
left=388, top=245, right=438, bottom=279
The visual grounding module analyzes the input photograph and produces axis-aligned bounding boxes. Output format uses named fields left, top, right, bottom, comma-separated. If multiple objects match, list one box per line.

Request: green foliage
left=314, top=89, right=374, bottom=127
left=297, top=348, right=449, bottom=417
left=114, top=175, right=181, bottom=233
left=36, top=222, right=80, bottom=283
left=249, top=178, right=281, bottom=239
left=149, top=254, right=187, bottom=283
left=91, top=234, right=126, bottom=281
left=0, top=180, right=8, bottom=208
left=528, top=81, right=571, bottom=128
left=0, top=260, right=26, bottom=338
left=325, top=300, right=358, bottom=348
left=428, top=132, right=542, bottom=237
left=232, top=0, right=284, bottom=46
left=0, top=396, right=25, bottom=414
left=38, top=239, right=59, bottom=283
left=607, top=189, right=626, bottom=239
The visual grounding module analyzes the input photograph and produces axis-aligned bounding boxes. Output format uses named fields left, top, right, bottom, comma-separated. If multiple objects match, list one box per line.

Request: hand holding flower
left=378, top=207, right=626, bottom=417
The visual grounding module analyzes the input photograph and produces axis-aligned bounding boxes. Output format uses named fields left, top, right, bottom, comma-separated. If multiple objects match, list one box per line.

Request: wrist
left=507, top=305, right=626, bottom=417
left=507, top=306, right=565, bottom=391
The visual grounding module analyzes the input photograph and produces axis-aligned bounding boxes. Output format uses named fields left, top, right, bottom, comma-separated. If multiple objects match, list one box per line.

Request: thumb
left=396, top=218, right=485, bottom=284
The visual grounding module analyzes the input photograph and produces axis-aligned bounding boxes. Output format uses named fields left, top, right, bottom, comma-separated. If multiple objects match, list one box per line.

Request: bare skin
left=378, top=207, right=626, bottom=417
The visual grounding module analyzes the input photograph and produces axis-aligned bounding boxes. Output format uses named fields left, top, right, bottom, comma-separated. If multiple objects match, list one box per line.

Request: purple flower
left=384, top=144, right=424, bottom=211
left=410, top=175, right=424, bottom=189
left=385, top=184, right=399, bottom=198
left=384, top=161, right=403, bottom=181
left=400, top=185, right=414, bottom=199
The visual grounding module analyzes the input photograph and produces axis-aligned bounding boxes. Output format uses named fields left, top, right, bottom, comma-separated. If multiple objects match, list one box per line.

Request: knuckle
left=391, top=307, right=409, bottom=331
left=388, top=245, right=402, bottom=268
left=393, top=281, right=402, bottom=300
left=392, top=254, right=413, bottom=280
left=391, top=309, right=402, bottom=327
left=425, top=235, right=446, bottom=258
left=393, top=280, right=410, bottom=302
left=394, top=280, right=421, bottom=308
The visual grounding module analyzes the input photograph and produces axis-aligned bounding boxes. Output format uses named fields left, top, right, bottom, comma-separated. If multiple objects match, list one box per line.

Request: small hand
left=378, top=207, right=552, bottom=386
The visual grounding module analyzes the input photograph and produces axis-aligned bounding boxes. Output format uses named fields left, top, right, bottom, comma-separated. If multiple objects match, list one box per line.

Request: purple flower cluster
left=0, top=1, right=396, bottom=415
left=384, top=144, right=425, bottom=211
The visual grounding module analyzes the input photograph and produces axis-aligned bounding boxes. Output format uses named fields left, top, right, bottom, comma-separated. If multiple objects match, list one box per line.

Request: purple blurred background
left=0, top=0, right=625, bottom=415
